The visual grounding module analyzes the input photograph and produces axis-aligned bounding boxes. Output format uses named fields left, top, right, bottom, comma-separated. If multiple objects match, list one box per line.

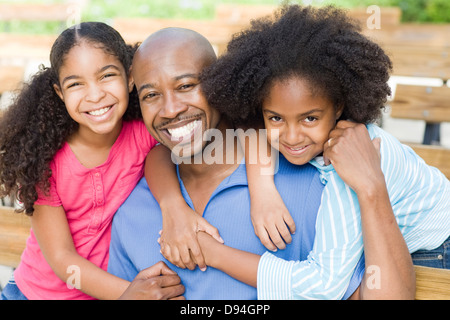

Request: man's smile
left=167, top=119, right=202, bottom=141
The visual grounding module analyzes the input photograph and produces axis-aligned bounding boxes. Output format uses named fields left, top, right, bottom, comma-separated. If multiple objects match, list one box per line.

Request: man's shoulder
left=274, top=156, right=323, bottom=197
left=115, top=177, right=158, bottom=220
left=275, top=155, right=320, bottom=179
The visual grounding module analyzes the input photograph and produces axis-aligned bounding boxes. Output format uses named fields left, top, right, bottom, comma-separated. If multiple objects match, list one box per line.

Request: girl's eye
left=304, top=116, right=317, bottom=123
left=269, top=116, right=283, bottom=122
left=67, top=82, right=81, bottom=89
left=102, top=73, right=116, bottom=80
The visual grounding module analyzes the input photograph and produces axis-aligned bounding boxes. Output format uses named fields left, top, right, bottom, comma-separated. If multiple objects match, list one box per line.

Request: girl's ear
left=53, top=84, right=64, bottom=102
left=128, top=68, right=134, bottom=93
left=335, top=104, right=344, bottom=120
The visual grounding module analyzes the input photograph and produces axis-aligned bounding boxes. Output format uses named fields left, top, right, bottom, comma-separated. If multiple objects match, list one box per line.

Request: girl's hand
left=323, top=120, right=383, bottom=195
left=158, top=202, right=223, bottom=271
left=250, top=183, right=296, bottom=251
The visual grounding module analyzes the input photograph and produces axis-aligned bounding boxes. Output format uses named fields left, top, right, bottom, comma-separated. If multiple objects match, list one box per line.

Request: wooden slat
left=414, top=265, right=450, bottom=300
left=215, top=5, right=401, bottom=27
left=364, top=24, right=450, bottom=48
left=408, top=143, right=450, bottom=179
left=214, top=4, right=277, bottom=24
left=0, top=206, right=30, bottom=268
left=388, top=46, right=450, bottom=78
left=346, top=6, right=402, bottom=27
left=113, top=18, right=243, bottom=55
left=0, top=3, right=70, bottom=22
left=0, top=33, right=56, bottom=60
left=390, top=84, right=450, bottom=123
left=363, top=24, right=450, bottom=78
left=0, top=65, right=24, bottom=94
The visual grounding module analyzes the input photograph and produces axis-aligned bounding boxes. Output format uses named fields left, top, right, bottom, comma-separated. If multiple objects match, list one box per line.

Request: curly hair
left=0, top=22, right=141, bottom=215
left=201, top=4, right=393, bottom=128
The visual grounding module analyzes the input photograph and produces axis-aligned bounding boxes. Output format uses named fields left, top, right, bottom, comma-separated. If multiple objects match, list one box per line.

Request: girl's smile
left=53, top=41, right=133, bottom=137
left=282, top=143, right=312, bottom=157
left=262, top=76, right=343, bottom=166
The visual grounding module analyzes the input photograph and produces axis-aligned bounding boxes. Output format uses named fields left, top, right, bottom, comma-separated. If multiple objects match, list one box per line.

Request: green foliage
left=424, top=0, right=450, bottom=23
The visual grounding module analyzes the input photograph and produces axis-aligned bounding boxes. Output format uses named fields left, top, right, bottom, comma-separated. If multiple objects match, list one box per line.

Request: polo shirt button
left=95, top=172, right=100, bottom=177
left=96, top=185, right=101, bottom=191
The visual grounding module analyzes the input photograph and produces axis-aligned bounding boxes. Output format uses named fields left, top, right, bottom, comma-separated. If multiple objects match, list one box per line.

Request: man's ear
left=53, top=84, right=64, bottom=102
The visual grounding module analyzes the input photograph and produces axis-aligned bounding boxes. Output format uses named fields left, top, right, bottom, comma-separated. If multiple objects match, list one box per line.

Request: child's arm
left=145, top=144, right=222, bottom=271
left=31, top=205, right=130, bottom=299
left=324, top=121, right=415, bottom=299
left=197, top=231, right=260, bottom=287
left=195, top=123, right=414, bottom=300
left=239, top=129, right=295, bottom=251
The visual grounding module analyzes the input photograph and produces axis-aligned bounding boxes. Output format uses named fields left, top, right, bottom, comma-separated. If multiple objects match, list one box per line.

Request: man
left=107, top=28, right=364, bottom=299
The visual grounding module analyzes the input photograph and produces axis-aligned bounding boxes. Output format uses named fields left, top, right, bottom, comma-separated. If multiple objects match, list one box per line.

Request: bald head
left=133, top=27, right=217, bottom=72
left=130, top=27, right=222, bottom=156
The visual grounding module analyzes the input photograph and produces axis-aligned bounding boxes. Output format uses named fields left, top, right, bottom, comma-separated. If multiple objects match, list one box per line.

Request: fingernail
left=200, top=266, right=207, bottom=272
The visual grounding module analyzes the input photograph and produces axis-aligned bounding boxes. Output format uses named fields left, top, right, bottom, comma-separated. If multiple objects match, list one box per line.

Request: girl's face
left=54, top=41, right=133, bottom=137
left=262, top=76, right=342, bottom=166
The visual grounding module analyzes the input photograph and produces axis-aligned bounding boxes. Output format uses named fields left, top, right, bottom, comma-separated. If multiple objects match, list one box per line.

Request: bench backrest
left=0, top=206, right=30, bottom=268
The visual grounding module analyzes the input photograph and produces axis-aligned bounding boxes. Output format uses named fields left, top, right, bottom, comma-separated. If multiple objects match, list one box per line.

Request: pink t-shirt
left=14, top=120, right=158, bottom=300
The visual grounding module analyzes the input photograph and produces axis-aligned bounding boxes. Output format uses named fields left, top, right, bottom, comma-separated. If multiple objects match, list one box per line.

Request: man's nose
left=159, top=92, right=189, bottom=119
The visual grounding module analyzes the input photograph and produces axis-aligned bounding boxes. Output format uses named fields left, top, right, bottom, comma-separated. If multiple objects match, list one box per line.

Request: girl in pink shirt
left=0, top=22, right=198, bottom=300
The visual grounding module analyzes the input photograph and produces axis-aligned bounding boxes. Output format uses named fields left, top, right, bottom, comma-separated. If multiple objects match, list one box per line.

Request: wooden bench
left=389, top=82, right=450, bottom=145
left=0, top=3, right=71, bottom=23
left=363, top=23, right=450, bottom=146
left=114, top=5, right=403, bottom=56
left=414, top=265, right=450, bottom=300
left=214, top=4, right=277, bottom=24
left=388, top=83, right=450, bottom=175
left=406, top=143, right=450, bottom=179
left=0, top=2, right=76, bottom=32
left=215, top=5, right=402, bottom=27
left=0, top=206, right=30, bottom=269
left=0, top=65, right=24, bottom=95
left=113, top=18, right=246, bottom=55
left=0, top=205, right=449, bottom=299
left=363, top=24, right=450, bottom=79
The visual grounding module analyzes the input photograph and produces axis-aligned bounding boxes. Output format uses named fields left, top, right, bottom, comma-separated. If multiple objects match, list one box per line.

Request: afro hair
left=201, top=4, right=393, bottom=128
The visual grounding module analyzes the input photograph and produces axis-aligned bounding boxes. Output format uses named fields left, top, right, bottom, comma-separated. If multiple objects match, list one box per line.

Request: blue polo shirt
left=108, top=155, right=363, bottom=299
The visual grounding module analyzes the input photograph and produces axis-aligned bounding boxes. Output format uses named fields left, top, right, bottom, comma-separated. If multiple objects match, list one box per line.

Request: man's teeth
left=168, top=120, right=200, bottom=139
left=88, top=106, right=111, bottom=116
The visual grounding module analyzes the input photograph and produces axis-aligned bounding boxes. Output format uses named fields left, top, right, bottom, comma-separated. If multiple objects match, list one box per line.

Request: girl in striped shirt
left=195, top=4, right=449, bottom=299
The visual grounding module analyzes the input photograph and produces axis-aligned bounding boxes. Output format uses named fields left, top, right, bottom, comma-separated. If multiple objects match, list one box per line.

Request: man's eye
left=143, top=92, right=158, bottom=100
left=179, top=83, right=195, bottom=90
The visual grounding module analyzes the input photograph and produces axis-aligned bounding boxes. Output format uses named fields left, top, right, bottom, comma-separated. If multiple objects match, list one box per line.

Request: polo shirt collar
left=176, top=157, right=248, bottom=210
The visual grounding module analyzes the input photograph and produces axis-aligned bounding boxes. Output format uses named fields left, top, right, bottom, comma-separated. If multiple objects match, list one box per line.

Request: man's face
left=133, top=42, right=220, bottom=159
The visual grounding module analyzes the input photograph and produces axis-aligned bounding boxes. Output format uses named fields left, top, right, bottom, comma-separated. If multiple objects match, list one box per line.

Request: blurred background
left=1, top=0, right=449, bottom=289
left=0, top=0, right=449, bottom=144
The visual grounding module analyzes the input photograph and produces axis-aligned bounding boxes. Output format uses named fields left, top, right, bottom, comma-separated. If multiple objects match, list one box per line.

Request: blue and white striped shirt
left=257, top=124, right=450, bottom=300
